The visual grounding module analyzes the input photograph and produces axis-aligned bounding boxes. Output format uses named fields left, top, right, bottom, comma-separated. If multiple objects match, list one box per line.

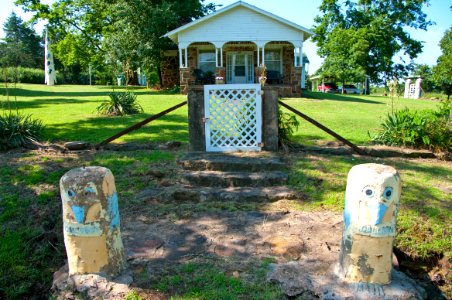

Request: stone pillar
left=338, top=163, right=401, bottom=285
left=404, top=79, right=411, bottom=99
left=188, top=86, right=206, bottom=151
left=414, top=77, right=422, bottom=99
left=290, top=67, right=302, bottom=97
left=262, top=87, right=279, bottom=151
left=60, top=166, right=125, bottom=276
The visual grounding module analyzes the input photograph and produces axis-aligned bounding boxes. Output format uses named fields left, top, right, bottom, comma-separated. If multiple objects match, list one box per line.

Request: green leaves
left=0, top=112, right=45, bottom=150
left=96, top=91, right=143, bottom=116
left=432, top=27, right=452, bottom=99
left=313, top=0, right=432, bottom=83
left=371, top=100, right=452, bottom=152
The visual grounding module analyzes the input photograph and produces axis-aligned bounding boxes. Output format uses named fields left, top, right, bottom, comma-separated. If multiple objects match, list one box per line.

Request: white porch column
left=184, top=48, right=188, bottom=68
left=215, top=48, right=219, bottom=67
left=300, top=47, right=305, bottom=89
left=179, top=48, right=183, bottom=68
left=213, top=42, right=225, bottom=68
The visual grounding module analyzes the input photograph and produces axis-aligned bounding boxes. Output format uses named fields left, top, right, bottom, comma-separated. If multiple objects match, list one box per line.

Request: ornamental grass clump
left=97, top=91, right=143, bottom=116
left=0, top=112, right=45, bottom=150
left=371, top=100, right=451, bottom=152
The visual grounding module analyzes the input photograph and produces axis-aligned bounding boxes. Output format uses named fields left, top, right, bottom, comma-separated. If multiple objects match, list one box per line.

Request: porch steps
left=175, top=152, right=297, bottom=202
left=182, top=170, right=288, bottom=188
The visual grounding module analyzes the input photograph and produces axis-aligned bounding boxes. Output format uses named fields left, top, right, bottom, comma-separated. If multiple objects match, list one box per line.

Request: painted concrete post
left=60, top=166, right=125, bottom=276
left=338, top=163, right=401, bottom=285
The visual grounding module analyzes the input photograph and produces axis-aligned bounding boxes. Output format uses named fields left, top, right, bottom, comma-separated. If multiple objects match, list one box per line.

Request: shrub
left=1, top=67, right=63, bottom=84
left=0, top=112, right=45, bottom=150
left=371, top=100, right=451, bottom=152
left=278, top=108, right=300, bottom=147
left=97, top=91, right=143, bottom=116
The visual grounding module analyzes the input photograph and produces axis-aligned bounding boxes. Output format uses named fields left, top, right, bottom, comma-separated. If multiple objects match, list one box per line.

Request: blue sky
left=0, top=0, right=450, bottom=74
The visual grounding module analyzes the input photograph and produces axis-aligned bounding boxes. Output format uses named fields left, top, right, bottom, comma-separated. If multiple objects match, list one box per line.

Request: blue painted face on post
left=71, top=205, right=85, bottom=224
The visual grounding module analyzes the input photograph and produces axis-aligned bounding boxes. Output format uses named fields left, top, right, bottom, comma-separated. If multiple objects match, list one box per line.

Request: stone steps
left=182, top=171, right=288, bottom=188
left=137, top=186, right=297, bottom=203
left=178, top=152, right=286, bottom=172
left=175, top=152, right=295, bottom=202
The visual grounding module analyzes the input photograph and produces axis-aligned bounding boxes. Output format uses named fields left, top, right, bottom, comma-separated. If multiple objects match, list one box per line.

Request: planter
left=215, top=79, right=225, bottom=84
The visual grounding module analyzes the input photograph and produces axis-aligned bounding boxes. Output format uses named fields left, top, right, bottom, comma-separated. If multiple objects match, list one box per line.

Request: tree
left=313, top=0, right=432, bottom=84
left=16, top=0, right=215, bottom=85
left=412, top=64, right=436, bottom=92
left=432, top=27, right=452, bottom=99
left=319, top=27, right=369, bottom=93
left=0, top=12, right=43, bottom=68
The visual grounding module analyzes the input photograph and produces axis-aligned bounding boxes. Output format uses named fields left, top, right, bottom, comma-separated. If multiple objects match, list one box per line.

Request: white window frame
left=264, top=47, right=283, bottom=74
left=197, top=48, right=216, bottom=74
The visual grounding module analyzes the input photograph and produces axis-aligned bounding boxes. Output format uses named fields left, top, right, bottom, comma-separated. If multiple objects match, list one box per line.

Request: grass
left=282, top=91, right=439, bottom=145
left=1, top=84, right=441, bottom=147
left=287, top=154, right=451, bottom=260
left=1, top=84, right=188, bottom=144
left=0, top=84, right=450, bottom=298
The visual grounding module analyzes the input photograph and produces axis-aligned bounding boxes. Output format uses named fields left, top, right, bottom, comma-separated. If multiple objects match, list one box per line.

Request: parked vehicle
left=317, top=82, right=338, bottom=93
left=338, top=84, right=361, bottom=94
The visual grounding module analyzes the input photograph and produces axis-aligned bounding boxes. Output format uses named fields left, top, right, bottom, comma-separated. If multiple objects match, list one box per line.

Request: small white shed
left=163, top=1, right=313, bottom=96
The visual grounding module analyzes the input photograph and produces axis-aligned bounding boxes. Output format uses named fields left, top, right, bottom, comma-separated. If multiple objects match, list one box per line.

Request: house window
left=264, top=49, right=282, bottom=73
left=198, top=50, right=216, bottom=74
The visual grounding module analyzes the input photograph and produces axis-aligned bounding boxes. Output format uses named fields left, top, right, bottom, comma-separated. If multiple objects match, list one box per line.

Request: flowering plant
left=215, top=76, right=224, bottom=80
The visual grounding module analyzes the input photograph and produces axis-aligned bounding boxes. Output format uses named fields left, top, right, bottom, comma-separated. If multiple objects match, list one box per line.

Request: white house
left=162, top=1, right=313, bottom=96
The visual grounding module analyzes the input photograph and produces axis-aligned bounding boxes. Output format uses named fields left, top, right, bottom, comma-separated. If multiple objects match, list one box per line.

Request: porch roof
left=164, top=1, right=313, bottom=48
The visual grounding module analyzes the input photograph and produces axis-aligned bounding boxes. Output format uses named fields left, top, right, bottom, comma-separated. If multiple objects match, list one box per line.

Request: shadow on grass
left=43, top=113, right=189, bottom=144
left=296, top=91, right=383, bottom=104
left=1, top=86, right=164, bottom=98
left=2, top=97, right=101, bottom=110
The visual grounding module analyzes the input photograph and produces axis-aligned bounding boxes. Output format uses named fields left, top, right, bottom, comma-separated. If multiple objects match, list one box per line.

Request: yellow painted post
left=338, top=164, right=401, bottom=285
left=60, top=166, right=125, bottom=276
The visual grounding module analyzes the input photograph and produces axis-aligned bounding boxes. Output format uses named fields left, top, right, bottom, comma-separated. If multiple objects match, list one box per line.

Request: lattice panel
left=204, top=84, right=262, bottom=152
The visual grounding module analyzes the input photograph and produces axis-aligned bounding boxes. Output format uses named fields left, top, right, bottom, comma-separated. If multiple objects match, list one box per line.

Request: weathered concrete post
left=338, top=163, right=401, bottom=289
left=60, top=166, right=125, bottom=276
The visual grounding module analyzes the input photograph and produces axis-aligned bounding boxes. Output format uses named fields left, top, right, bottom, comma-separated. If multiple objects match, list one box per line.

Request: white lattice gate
left=204, top=84, right=262, bottom=152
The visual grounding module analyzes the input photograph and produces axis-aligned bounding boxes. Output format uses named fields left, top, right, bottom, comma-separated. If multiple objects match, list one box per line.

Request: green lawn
left=1, top=84, right=188, bottom=144
left=281, top=91, right=439, bottom=145
left=1, top=84, right=440, bottom=146
left=0, top=84, right=450, bottom=298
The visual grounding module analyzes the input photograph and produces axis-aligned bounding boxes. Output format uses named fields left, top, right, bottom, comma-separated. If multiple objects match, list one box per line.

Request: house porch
left=175, top=42, right=304, bottom=97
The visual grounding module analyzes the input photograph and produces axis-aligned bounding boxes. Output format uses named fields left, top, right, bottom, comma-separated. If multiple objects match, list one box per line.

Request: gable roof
left=164, top=1, right=314, bottom=42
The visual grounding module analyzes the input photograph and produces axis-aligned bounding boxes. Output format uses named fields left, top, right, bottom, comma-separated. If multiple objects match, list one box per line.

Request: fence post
left=337, top=163, right=401, bottom=294
left=60, top=166, right=125, bottom=276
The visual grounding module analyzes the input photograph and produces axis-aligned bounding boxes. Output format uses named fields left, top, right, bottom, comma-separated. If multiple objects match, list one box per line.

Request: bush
left=278, top=108, right=300, bottom=147
left=0, top=112, right=45, bottom=150
left=371, top=100, right=451, bottom=152
left=97, top=91, right=143, bottom=116
left=1, top=67, right=63, bottom=84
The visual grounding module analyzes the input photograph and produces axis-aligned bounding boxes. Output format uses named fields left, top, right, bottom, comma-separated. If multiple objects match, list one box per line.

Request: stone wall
left=161, top=52, right=179, bottom=89
left=179, top=48, right=198, bottom=94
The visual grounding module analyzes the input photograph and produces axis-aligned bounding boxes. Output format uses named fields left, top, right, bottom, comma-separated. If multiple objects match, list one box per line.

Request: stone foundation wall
left=180, top=48, right=198, bottom=94
left=161, top=54, right=179, bottom=89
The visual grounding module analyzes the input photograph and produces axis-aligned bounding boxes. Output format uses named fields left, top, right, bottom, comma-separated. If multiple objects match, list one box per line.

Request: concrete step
left=178, top=152, right=286, bottom=172
left=137, top=186, right=298, bottom=203
left=182, top=171, right=288, bottom=188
